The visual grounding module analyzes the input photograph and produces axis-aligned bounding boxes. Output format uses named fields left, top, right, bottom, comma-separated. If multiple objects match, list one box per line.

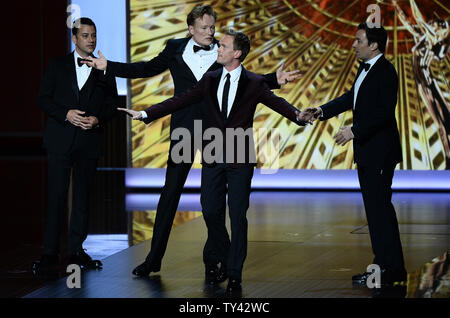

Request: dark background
left=0, top=0, right=128, bottom=296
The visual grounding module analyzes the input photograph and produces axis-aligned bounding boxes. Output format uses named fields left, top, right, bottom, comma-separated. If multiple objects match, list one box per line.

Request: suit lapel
left=359, top=55, right=384, bottom=88
left=67, top=53, right=79, bottom=104
left=354, top=55, right=385, bottom=111
left=175, top=38, right=199, bottom=83
left=211, top=68, right=223, bottom=119
left=84, top=67, right=98, bottom=101
left=226, top=67, right=248, bottom=123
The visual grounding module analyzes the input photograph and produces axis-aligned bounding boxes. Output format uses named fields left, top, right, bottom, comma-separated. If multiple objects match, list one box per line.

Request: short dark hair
left=225, top=29, right=251, bottom=62
left=186, top=5, right=217, bottom=27
left=72, top=17, right=96, bottom=36
left=357, top=22, right=387, bottom=53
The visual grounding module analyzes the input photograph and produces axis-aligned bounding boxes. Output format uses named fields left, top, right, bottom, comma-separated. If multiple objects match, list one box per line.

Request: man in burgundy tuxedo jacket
left=120, top=29, right=310, bottom=295
left=85, top=5, right=300, bottom=282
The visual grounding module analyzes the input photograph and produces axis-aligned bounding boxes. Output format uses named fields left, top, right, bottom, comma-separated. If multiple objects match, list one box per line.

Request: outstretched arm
left=84, top=40, right=174, bottom=79
left=319, top=90, right=353, bottom=120
left=258, top=84, right=307, bottom=126
left=118, top=75, right=207, bottom=123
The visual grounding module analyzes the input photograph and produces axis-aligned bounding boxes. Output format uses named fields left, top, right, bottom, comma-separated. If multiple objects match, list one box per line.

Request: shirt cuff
left=141, top=111, right=147, bottom=119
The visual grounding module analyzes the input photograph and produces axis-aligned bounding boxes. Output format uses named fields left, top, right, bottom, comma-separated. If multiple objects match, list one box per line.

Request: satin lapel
left=350, top=63, right=364, bottom=111
left=358, top=55, right=384, bottom=89
left=226, top=68, right=248, bottom=123
left=67, top=53, right=79, bottom=104
left=354, top=56, right=385, bottom=111
left=355, top=63, right=364, bottom=83
left=84, top=68, right=98, bottom=101
left=211, top=68, right=223, bottom=119
left=175, top=38, right=199, bottom=83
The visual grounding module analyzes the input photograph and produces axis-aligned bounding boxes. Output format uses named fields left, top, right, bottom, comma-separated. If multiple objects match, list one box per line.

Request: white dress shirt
left=217, top=65, right=242, bottom=117
left=182, top=38, right=218, bottom=82
left=353, top=53, right=382, bottom=109
left=74, top=50, right=92, bottom=90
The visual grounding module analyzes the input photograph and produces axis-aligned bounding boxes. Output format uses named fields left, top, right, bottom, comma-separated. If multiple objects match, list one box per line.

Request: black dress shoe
left=352, top=272, right=372, bottom=285
left=32, top=254, right=60, bottom=275
left=216, top=264, right=228, bottom=284
left=205, top=263, right=219, bottom=285
left=132, top=261, right=160, bottom=277
left=68, top=250, right=102, bottom=269
left=226, top=278, right=242, bottom=296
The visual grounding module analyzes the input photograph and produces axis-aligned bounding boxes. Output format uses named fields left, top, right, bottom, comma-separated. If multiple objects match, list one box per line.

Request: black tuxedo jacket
left=107, top=37, right=280, bottom=134
left=320, top=55, right=402, bottom=168
left=37, top=53, right=118, bottom=158
left=142, top=67, right=305, bottom=168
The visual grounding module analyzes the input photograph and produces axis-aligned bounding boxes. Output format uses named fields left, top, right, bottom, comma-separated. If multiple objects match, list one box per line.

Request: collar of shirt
left=187, top=38, right=217, bottom=56
left=363, top=53, right=383, bottom=72
left=221, top=64, right=242, bottom=84
left=353, top=53, right=383, bottom=109
left=73, top=50, right=90, bottom=70
left=73, top=50, right=92, bottom=90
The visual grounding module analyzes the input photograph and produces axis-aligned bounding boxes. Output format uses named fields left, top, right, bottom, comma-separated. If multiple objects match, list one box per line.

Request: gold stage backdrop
left=128, top=0, right=450, bottom=170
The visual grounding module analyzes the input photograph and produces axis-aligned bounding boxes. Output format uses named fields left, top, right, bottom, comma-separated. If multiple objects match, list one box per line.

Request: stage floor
left=24, top=191, right=450, bottom=298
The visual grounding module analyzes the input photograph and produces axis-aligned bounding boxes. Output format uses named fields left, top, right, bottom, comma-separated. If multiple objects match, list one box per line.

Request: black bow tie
left=360, top=62, right=370, bottom=72
left=77, top=57, right=91, bottom=68
left=193, top=45, right=211, bottom=53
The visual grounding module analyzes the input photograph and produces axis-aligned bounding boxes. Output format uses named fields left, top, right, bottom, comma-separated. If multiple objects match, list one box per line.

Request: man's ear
left=72, top=34, right=77, bottom=46
left=369, top=41, right=379, bottom=52
left=188, top=25, right=194, bottom=37
left=234, top=50, right=242, bottom=60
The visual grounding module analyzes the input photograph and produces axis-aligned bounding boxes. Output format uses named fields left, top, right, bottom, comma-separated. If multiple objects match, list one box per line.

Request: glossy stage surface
left=23, top=191, right=449, bottom=298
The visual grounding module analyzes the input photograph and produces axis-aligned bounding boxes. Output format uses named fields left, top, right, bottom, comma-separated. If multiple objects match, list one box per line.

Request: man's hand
left=83, top=50, right=107, bottom=71
left=303, top=107, right=323, bottom=120
left=66, top=109, right=86, bottom=127
left=295, top=111, right=311, bottom=124
left=296, top=107, right=322, bottom=124
left=276, top=63, right=302, bottom=85
left=117, top=108, right=143, bottom=120
left=79, top=116, right=99, bottom=130
left=334, top=126, right=354, bottom=146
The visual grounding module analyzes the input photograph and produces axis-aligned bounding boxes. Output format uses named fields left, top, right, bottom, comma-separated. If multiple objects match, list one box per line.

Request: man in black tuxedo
left=306, top=23, right=407, bottom=287
left=34, top=18, right=118, bottom=274
left=84, top=5, right=300, bottom=282
left=119, top=29, right=310, bottom=294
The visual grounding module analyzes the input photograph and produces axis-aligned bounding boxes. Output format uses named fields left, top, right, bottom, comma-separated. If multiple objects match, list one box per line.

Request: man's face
left=352, top=29, right=374, bottom=61
left=217, top=35, right=239, bottom=66
left=188, top=14, right=216, bottom=46
left=72, top=24, right=96, bottom=56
